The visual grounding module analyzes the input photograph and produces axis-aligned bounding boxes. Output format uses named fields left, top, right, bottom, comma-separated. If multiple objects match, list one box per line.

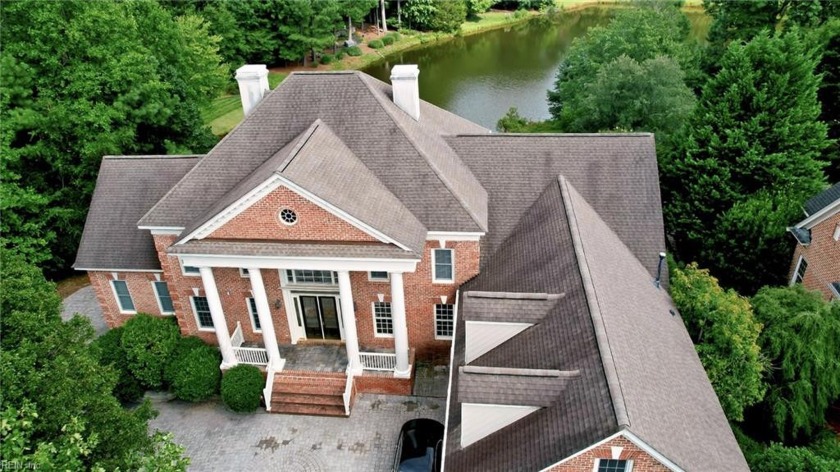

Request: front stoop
left=270, top=370, right=352, bottom=417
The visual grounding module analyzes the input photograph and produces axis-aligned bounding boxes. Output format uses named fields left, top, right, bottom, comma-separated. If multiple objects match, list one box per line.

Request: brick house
left=788, top=182, right=840, bottom=300
left=75, top=65, right=747, bottom=470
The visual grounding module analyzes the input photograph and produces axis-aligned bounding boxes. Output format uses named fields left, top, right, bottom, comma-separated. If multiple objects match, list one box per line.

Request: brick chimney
left=390, top=64, right=420, bottom=121
left=235, top=64, right=270, bottom=116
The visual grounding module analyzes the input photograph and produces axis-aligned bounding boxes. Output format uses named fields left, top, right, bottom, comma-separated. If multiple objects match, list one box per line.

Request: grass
left=202, top=72, right=287, bottom=136
left=57, top=274, right=90, bottom=299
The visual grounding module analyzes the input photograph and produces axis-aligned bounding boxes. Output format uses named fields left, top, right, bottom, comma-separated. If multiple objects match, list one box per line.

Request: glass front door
left=296, top=295, right=341, bottom=340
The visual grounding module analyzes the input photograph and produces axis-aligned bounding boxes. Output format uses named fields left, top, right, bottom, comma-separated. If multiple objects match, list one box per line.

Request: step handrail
left=342, top=364, right=354, bottom=416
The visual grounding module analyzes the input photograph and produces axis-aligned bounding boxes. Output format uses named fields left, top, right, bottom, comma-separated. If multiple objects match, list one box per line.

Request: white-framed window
left=432, top=248, right=454, bottom=283
left=829, top=282, right=840, bottom=300
left=182, top=264, right=200, bottom=276
left=435, top=304, right=454, bottom=339
left=246, top=297, right=262, bottom=332
left=285, top=269, right=337, bottom=285
left=833, top=223, right=840, bottom=241
left=791, top=256, right=808, bottom=285
left=152, top=281, right=174, bottom=314
left=372, top=302, right=393, bottom=337
left=595, top=458, right=632, bottom=472
left=369, top=271, right=390, bottom=282
left=191, top=296, right=215, bottom=330
left=240, top=268, right=250, bottom=278
left=111, top=280, right=136, bottom=314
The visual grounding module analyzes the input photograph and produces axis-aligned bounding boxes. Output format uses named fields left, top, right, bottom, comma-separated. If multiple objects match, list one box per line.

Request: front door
left=297, top=295, right=342, bottom=340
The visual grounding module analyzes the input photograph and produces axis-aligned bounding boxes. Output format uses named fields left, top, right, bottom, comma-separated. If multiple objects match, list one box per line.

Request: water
left=363, top=8, right=710, bottom=130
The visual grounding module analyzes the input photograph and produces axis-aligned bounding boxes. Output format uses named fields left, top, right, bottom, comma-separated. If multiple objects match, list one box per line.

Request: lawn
left=202, top=72, right=287, bottom=136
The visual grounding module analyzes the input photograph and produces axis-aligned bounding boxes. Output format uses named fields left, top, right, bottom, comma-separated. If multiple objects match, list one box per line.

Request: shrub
left=750, top=443, right=840, bottom=472
left=368, top=39, right=384, bottom=49
left=387, top=32, right=401, bottom=41
left=346, top=46, right=362, bottom=56
left=382, top=35, right=395, bottom=46
left=221, top=365, right=264, bottom=412
left=335, top=50, right=345, bottom=60
left=91, top=327, right=144, bottom=403
left=170, top=345, right=221, bottom=402
left=513, top=8, right=528, bottom=19
left=320, top=53, right=334, bottom=64
left=121, top=314, right=180, bottom=389
left=163, top=336, right=209, bottom=386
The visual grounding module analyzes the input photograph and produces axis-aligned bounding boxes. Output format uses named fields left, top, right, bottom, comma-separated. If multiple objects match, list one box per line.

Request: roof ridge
left=277, top=119, right=323, bottom=173
left=461, top=366, right=580, bottom=378
left=465, top=291, right=564, bottom=300
left=455, top=133, right=654, bottom=138
left=103, top=155, right=203, bottom=160
left=559, top=175, right=630, bottom=429
left=356, top=73, right=488, bottom=231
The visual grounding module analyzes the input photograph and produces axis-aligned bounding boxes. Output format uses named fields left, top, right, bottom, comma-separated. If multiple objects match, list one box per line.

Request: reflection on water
left=363, top=8, right=709, bottom=129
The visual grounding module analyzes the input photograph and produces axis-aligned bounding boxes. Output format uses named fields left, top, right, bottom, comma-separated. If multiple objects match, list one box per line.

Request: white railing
left=342, top=364, right=354, bottom=416
left=264, top=368, right=276, bottom=412
left=359, top=352, right=397, bottom=371
left=234, top=347, right=269, bottom=365
left=231, top=321, right=244, bottom=348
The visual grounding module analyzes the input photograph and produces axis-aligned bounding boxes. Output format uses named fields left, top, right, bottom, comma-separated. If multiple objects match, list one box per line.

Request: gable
left=207, top=184, right=379, bottom=243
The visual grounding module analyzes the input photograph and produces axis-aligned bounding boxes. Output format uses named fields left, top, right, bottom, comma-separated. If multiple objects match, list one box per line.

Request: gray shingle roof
left=73, top=156, right=199, bottom=270
left=446, top=133, right=666, bottom=279
left=167, top=239, right=415, bottom=260
left=458, top=366, right=580, bottom=407
left=804, top=181, right=840, bottom=216
left=139, top=71, right=488, bottom=234
left=461, top=291, right=563, bottom=323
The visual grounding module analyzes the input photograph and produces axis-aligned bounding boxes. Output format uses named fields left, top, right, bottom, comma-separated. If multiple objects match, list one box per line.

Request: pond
left=363, top=8, right=710, bottom=130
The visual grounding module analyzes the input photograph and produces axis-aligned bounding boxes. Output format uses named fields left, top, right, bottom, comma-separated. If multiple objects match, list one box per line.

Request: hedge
left=90, top=327, right=144, bottom=403
left=170, top=345, right=221, bottom=402
left=121, top=314, right=180, bottom=389
left=221, top=365, right=264, bottom=412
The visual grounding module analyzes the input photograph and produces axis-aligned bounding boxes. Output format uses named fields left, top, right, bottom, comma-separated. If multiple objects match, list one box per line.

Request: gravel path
left=61, top=285, right=108, bottom=337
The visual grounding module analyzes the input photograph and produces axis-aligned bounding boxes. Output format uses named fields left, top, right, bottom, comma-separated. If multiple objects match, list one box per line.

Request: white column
left=337, top=270, right=363, bottom=375
left=249, top=268, right=285, bottom=371
left=199, top=267, right=237, bottom=368
left=390, top=272, right=411, bottom=377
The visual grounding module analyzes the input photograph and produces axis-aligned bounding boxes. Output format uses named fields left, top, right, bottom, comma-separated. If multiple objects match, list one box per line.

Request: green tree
left=403, top=0, right=438, bottom=31
left=0, top=0, right=225, bottom=274
left=668, top=262, right=766, bottom=422
left=547, top=3, right=700, bottom=135
left=661, top=31, right=828, bottom=293
left=0, top=248, right=188, bottom=469
left=467, top=0, right=495, bottom=19
left=431, top=0, right=467, bottom=33
left=814, top=19, right=840, bottom=181
left=276, top=0, right=343, bottom=66
left=750, top=285, right=840, bottom=442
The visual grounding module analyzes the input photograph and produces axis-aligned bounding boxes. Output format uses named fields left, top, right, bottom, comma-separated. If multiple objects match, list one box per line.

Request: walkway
left=148, top=393, right=446, bottom=472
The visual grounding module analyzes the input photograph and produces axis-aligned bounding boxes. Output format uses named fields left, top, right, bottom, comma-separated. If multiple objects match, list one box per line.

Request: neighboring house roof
left=73, top=156, right=199, bottom=271
left=445, top=177, right=748, bottom=471
left=804, top=181, right=840, bottom=216
left=447, top=133, right=666, bottom=279
left=138, top=71, right=489, bottom=236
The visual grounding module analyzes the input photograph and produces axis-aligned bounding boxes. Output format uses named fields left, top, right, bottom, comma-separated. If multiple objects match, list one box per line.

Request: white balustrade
left=264, top=368, right=277, bottom=412
left=231, top=321, right=244, bottom=348
left=233, top=347, right=269, bottom=365
left=342, top=364, right=354, bottom=416
left=359, top=351, right=397, bottom=371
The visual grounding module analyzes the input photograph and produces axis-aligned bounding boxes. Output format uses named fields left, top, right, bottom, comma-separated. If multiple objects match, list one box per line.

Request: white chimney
left=235, top=64, right=270, bottom=116
left=390, top=64, right=420, bottom=121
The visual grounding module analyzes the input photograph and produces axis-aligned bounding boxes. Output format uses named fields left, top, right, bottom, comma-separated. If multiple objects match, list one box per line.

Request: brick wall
left=546, top=435, right=670, bottom=472
left=88, top=271, right=171, bottom=328
left=208, top=185, right=378, bottom=242
left=788, top=212, right=840, bottom=300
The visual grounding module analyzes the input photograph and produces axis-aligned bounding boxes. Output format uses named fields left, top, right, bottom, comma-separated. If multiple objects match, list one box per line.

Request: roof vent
left=390, top=64, right=420, bottom=121
left=235, top=64, right=269, bottom=116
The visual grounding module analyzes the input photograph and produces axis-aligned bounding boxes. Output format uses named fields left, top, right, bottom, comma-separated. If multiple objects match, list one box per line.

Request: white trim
left=278, top=176, right=412, bottom=251
left=828, top=282, right=840, bottom=299
left=795, top=199, right=840, bottom=230
left=440, top=289, right=459, bottom=472
left=152, top=281, right=175, bottom=315
left=434, top=303, right=454, bottom=340
left=110, top=280, right=137, bottom=314
left=426, top=231, right=484, bottom=242
left=593, top=458, right=633, bottom=472
left=190, top=295, right=216, bottom=332
left=790, top=255, right=807, bottom=286
left=833, top=222, right=840, bottom=241
left=239, top=267, right=251, bottom=278
left=178, top=254, right=419, bottom=273
left=368, top=271, right=390, bottom=282
left=181, top=177, right=283, bottom=243
left=278, top=207, right=298, bottom=226
left=432, top=248, right=455, bottom=284
left=75, top=268, right=162, bottom=273
left=145, top=227, right=184, bottom=235
left=539, top=430, right=681, bottom=472
left=372, top=301, right=394, bottom=338
left=246, top=297, right=262, bottom=333
left=181, top=261, right=201, bottom=277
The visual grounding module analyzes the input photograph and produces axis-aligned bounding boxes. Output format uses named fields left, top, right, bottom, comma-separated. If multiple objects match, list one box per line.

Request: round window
left=279, top=208, right=297, bottom=226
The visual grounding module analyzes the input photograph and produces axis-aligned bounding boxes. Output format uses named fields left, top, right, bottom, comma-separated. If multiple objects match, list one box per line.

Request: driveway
left=61, top=285, right=108, bottom=337
left=148, top=393, right=446, bottom=471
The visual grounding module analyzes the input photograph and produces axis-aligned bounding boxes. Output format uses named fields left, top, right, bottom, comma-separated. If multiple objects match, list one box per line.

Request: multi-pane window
left=597, top=459, right=630, bottom=472
left=435, top=304, right=454, bottom=339
left=191, top=296, right=214, bottom=329
left=183, top=265, right=200, bottom=276
left=285, top=270, right=337, bottom=284
left=247, top=297, right=261, bottom=332
left=432, top=248, right=454, bottom=283
left=153, top=281, right=174, bottom=314
left=111, top=280, right=135, bottom=313
left=369, top=271, right=389, bottom=281
left=373, top=302, right=393, bottom=336
left=240, top=268, right=250, bottom=278
left=792, top=256, right=808, bottom=284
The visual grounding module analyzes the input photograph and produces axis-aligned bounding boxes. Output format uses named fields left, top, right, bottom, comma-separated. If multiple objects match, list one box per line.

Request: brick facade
left=788, top=212, right=840, bottom=301
left=88, top=271, right=171, bottom=328
left=546, top=434, right=670, bottom=472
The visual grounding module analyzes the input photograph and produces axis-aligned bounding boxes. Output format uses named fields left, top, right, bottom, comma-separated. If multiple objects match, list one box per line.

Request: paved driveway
left=61, top=285, right=108, bottom=337
left=149, top=393, right=446, bottom=472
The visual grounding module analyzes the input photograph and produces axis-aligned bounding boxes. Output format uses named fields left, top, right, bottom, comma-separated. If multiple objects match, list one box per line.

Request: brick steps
left=269, top=370, right=350, bottom=417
